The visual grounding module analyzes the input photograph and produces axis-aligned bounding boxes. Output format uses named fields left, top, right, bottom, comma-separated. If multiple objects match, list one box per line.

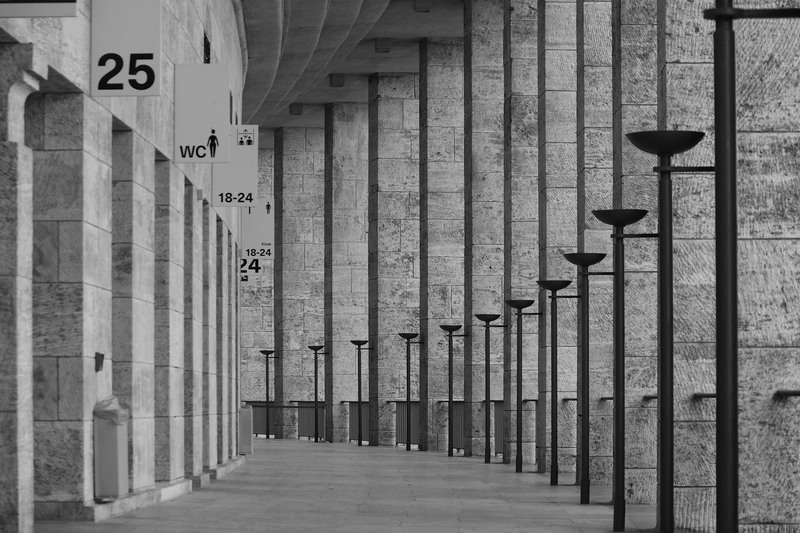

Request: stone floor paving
left=37, top=439, right=656, bottom=532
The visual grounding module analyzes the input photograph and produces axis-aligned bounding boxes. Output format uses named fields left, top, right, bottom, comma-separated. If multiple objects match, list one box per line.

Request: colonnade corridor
left=37, top=439, right=656, bottom=533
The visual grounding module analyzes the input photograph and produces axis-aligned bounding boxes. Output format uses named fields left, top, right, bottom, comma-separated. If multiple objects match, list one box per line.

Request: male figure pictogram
left=207, top=129, right=220, bottom=158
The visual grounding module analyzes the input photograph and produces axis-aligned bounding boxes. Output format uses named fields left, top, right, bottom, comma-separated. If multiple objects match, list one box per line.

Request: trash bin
left=93, top=397, right=129, bottom=502
left=239, top=404, right=253, bottom=455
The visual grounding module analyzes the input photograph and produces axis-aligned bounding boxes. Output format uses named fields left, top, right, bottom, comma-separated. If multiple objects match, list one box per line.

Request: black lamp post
left=440, top=325, right=465, bottom=457
left=475, top=314, right=504, bottom=464
left=506, top=299, right=538, bottom=473
left=626, top=130, right=712, bottom=531
left=701, top=6, right=800, bottom=531
left=399, top=333, right=423, bottom=451
left=563, top=253, right=612, bottom=504
left=259, top=349, right=278, bottom=439
left=593, top=208, right=653, bottom=531
left=350, top=340, right=369, bottom=446
left=536, top=280, right=574, bottom=486
left=308, top=345, right=325, bottom=443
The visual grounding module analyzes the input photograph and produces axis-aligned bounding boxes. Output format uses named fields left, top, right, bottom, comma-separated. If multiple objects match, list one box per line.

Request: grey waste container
left=93, top=397, right=129, bottom=502
left=239, top=404, right=253, bottom=455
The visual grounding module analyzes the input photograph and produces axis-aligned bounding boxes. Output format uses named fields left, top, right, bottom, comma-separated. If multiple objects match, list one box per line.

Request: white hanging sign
left=212, top=125, right=259, bottom=207
left=174, top=63, right=232, bottom=163
left=0, top=1, right=76, bottom=17
left=90, top=0, right=161, bottom=97
left=238, top=201, right=274, bottom=284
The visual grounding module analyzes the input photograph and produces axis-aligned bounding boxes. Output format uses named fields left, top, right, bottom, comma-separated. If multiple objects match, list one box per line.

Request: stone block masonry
left=368, top=74, right=421, bottom=446
left=325, top=103, right=369, bottom=443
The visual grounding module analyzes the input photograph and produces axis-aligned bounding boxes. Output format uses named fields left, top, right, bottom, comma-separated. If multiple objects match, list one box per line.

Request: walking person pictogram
left=207, top=129, right=220, bottom=158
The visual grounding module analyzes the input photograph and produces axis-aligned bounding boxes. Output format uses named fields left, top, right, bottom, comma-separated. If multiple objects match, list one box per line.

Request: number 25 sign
left=91, top=0, right=161, bottom=97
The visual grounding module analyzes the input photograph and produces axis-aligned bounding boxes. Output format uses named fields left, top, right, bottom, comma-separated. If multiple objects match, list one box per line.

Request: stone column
left=111, top=129, right=156, bottom=493
left=202, top=203, right=218, bottom=471
left=183, top=180, right=204, bottom=480
left=504, top=0, right=540, bottom=467
left=275, top=124, right=325, bottom=438
left=154, top=160, right=185, bottom=483
left=368, top=73, right=420, bottom=446
left=324, top=102, right=369, bottom=443
left=232, top=242, right=240, bottom=454
left=580, top=0, right=614, bottom=487
left=240, top=132, right=274, bottom=407
left=733, top=16, right=800, bottom=531
left=30, top=92, right=113, bottom=518
left=464, top=0, right=505, bottom=459
left=0, top=44, right=45, bottom=532
left=617, top=0, right=658, bottom=503
left=216, top=220, right=229, bottom=464
left=537, top=0, right=580, bottom=475
left=226, top=230, right=236, bottom=457
left=419, top=38, right=465, bottom=452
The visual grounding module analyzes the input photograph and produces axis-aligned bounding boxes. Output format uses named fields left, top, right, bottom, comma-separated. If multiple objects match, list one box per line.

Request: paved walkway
left=37, top=439, right=655, bottom=532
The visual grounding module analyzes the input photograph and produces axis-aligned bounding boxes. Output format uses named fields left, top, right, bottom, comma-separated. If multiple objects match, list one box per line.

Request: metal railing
left=243, top=401, right=325, bottom=440
left=394, top=401, right=420, bottom=446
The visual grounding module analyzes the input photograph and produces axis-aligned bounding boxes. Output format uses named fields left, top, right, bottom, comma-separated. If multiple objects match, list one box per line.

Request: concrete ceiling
left=241, top=0, right=463, bottom=129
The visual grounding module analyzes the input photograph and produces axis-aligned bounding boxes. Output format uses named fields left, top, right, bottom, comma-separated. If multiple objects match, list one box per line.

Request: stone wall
left=0, top=0, right=246, bottom=527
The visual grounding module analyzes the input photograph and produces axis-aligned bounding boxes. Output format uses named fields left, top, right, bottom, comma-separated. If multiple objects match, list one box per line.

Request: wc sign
left=174, top=63, right=232, bottom=163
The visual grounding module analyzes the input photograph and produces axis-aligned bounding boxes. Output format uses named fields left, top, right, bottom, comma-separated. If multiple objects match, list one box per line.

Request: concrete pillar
left=183, top=180, right=203, bottom=480
left=226, top=230, right=236, bottom=457
left=29, top=92, right=113, bottom=519
left=617, top=0, right=658, bottom=503
left=662, top=3, right=714, bottom=527
left=202, top=203, right=218, bottom=470
left=464, top=0, right=505, bottom=459
left=0, top=44, right=45, bottom=532
left=324, top=102, right=369, bottom=443
left=536, top=0, right=580, bottom=475
left=368, top=73, right=420, bottom=446
left=504, top=0, right=540, bottom=468
left=111, top=128, right=156, bottom=493
left=275, top=124, right=325, bottom=438
left=419, top=39, right=465, bottom=452
left=232, top=242, right=240, bottom=454
left=154, top=160, right=185, bottom=483
left=240, top=133, right=274, bottom=407
left=216, top=219, right=229, bottom=463
left=725, top=14, right=800, bottom=531
left=580, top=0, right=614, bottom=487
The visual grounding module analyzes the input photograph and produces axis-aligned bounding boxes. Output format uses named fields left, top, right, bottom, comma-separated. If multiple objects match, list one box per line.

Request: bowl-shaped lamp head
left=475, top=314, right=501, bottom=323
left=506, top=299, right=535, bottom=310
left=626, top=130, right=705, bottom=157
left=537, top=280, right=572, bottom=292
left=564, top=252, right=607, bottom=268
left=398, top=332, right=419, bottom=340
left=440, top=325, right=462, bottom=333
left=592, top=209, right=649, bottom=228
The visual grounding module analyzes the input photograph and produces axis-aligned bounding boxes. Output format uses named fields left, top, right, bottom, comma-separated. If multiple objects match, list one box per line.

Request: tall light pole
left=259, top=349, right=278, bottom=438
left=475, top=314, right=503, bottom=463
left=563, top=253, right=612, bottom=504
left=399, top=333, right=424, bottom=451
left=440, top=325, right=465, bottom=457
left=593, top=208, right=654, bottom=531
left=350, top=340, right=369, bottom=446
left=506, top=299, right=538, bottom=473
left=308, top=345, right=325, bottom=443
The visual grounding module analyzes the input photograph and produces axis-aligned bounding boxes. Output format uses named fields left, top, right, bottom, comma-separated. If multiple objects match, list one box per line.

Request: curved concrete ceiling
left=242, top=0, right=463, bottom=129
